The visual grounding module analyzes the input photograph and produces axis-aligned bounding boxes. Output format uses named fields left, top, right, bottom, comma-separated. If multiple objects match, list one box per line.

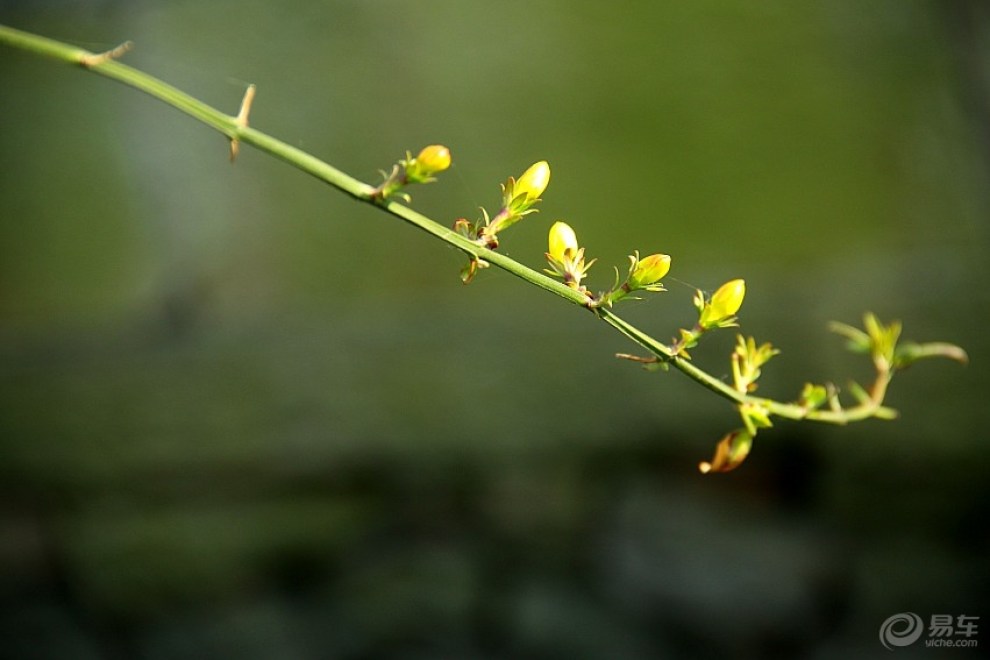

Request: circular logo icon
left=879, top=612, right=924, bottom=650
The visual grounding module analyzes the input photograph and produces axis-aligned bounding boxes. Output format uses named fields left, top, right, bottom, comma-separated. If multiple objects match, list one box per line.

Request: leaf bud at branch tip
left=699, top=429, right=753, bottom=474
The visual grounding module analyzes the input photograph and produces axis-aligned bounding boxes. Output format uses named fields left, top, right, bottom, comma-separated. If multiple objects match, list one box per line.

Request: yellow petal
left=629, top=253, right=671, bottom=287
left=548, top=221, right=578, bottom=261
left=699, top=279, right=745, bottom=327
left=415, top=144, right=451, bottom=174
left=515, top=160, right=550, bottom=201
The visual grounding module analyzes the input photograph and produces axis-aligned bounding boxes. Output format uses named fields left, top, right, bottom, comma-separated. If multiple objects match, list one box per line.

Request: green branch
left=2, top=24, right=966, bottom=473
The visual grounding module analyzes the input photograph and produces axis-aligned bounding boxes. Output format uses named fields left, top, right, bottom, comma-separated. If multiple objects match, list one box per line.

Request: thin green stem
left=0, top=23, right=895, bottom=427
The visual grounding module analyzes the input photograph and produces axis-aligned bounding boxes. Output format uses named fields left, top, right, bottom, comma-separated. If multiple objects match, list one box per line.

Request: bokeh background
left=2, top=1, right=988, bottom=658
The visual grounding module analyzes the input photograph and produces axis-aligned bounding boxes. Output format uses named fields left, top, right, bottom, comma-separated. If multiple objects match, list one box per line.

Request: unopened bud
left=514, top=160, right=550, bottom=203
left=699, top=279, right=745, bottom=328
left=548, top=221, right=578, bottom=262
left=628, top=253, right=671, bottom=289
left=414, top=144, right=451, bottom=175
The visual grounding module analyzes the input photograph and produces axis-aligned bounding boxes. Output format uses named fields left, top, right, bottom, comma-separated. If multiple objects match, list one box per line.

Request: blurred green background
left=1, top=1, right=988, bottom=658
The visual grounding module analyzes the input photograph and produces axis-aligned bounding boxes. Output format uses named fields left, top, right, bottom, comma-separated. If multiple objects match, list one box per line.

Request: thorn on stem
left=230, top=83, right=256, bottom=163
left=80, top=41, right=133, bottom=68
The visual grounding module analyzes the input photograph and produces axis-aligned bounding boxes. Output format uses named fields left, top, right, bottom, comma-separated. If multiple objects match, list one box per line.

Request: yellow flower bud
left=514, top=160, right=550, bottom=202
left=487, top=161, right=551, bottom=238
left=699, top=278, right=746, bottom=328
left=544, top=220, right=594, bottom=290
left=399, top=144, right=452, bottom=186
left=548, top=221, right=578, bottom=262
left=414, top=144, right=451, bottom=175
left=712, top=279, right=746, bottom=316
left=628, top=253, right=671, bottom=289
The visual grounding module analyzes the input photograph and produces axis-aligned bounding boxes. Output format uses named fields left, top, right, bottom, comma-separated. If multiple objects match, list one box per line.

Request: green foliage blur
left=1, top=1, right=987, bottom=657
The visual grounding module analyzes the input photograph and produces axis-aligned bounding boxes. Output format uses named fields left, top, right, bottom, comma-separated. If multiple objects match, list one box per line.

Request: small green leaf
left=894, top=341, right=969, bottom=369
left=873, top=405, right=899, bottom=420
left=798, top=382, right=828, bottom=410
left=847, top=380, right=871, bottom=405
left=829, top=320, right=871, bottom=353
left=693, top=289, right=705, bottom=314
left=739, top=402, right=773, bottom=435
